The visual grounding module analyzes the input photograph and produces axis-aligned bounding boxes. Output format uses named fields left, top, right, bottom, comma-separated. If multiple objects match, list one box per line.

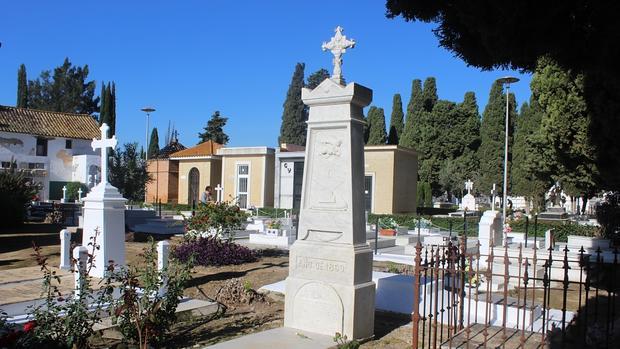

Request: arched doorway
left=188, top=167, right=200, bottom=207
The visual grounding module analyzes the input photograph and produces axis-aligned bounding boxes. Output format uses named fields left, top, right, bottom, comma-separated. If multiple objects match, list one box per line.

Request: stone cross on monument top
left=322, top=26, right=355, bottom=85
left=91, top=123, right=117, bottom=185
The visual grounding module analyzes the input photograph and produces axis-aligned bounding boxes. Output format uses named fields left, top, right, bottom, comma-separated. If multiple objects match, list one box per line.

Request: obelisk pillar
left=284, top=77, right=375, bottom=339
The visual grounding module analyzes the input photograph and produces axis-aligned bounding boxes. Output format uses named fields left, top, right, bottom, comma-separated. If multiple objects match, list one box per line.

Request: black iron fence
left=411, top=236, right=620, bottom=348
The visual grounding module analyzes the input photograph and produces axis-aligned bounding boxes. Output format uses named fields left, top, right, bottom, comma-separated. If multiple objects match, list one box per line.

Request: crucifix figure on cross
left=465, top=179, right=473, bottom=195
left=91, top=123, right=117, bottom=186
left=215, top=184, right=223, bottom=203
left=322, top=26, right=355, bottom=85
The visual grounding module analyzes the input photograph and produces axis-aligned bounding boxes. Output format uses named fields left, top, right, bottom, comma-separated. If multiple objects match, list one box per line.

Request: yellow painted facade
left=364, top=145, right=418, bottom=214
left=176, top=157, right=222, bottom=205
left=219, top=147, right=275, bottom=208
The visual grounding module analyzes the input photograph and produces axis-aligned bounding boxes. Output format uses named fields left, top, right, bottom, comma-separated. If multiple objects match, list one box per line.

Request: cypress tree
left=99, top=83, right=109, bottom=126
left=511, top=98, right=550, bottom=210
left=478, top=81, right=517, bottom=196
left=421, top=77, right=438, bottom=112
left=278, top=63, right=306, bottom=146
left=387, top=93, right=404, bottom=145
left=148, top=128, right=160, bottom=159
left=367, top=106, right=387, bottom=145
left=110, top=82, right=116, bottom=136
left=16, top=64, right=28, bottom=108
left=401, top=79, right=423, bottom=148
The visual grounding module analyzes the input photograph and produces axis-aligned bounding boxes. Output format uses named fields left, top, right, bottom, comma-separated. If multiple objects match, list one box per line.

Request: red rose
left=23, top=320, right=36, bottom=332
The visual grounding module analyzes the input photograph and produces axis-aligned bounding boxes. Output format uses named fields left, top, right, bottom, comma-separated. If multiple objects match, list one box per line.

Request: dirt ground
left=0, top=224, right=416, bottom=348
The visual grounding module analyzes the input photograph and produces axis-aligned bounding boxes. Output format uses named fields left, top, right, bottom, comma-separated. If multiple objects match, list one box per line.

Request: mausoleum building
left=0, top=105, right=101, bottom=201
left=169, top=140, right=222, bottom=206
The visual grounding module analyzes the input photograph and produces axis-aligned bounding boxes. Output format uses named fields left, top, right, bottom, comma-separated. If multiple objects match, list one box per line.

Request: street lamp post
left=141, top=107, right=155, bottom=204
left=496, top=76, right=519, bottom=247
left=141, top=107, right=156, bottom=161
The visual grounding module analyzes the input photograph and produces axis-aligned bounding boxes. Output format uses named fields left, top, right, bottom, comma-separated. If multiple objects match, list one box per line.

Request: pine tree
left=366, top=106, right=387, bottom=145
left=198, top=111, right=229, bottom=145
left=16, top=64, right=28, bottom=108
left=27, top=58, right=99, bottom=115
left=148, top=128, right=160, bottom=159
left=478, top=81, right=517, bottom=197
left=306, top=68, right=330, bottom=90
left=400, top=79, right=423, bottom=148
left=387, top=94, right=404, bottom=145
left=278, top=63, right=306, bottom=146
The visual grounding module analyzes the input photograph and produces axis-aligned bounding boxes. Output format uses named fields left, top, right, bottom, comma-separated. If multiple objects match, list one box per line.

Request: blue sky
left=0, top=1, right=531, bottom=149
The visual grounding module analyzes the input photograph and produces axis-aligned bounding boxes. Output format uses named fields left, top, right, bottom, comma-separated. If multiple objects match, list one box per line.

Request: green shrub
left=0, top=166, right=42, bottom=228
left=185, top=201, right=248, bottom=239
left=596, top=193, right=620, bottom=241
left=65, top=182, right=88, bottom=201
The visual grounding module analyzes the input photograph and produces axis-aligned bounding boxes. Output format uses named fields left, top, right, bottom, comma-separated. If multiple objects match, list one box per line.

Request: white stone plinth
left=81, top=182, right=127, bottom=278
left=284, top=79, right=375, bottom=340
left=478, top=210, right=502, bottom=256
left=59, top=229, right=71, bottom=270
left=460, top=193, right=476, bottom=211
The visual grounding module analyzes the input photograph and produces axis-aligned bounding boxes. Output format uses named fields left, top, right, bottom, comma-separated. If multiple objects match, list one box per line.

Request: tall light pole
left=496, top=76, right=519, bottom=246
left=141, top=107, right=155, bottom=204
left=141, top=107, right=156, bottom=161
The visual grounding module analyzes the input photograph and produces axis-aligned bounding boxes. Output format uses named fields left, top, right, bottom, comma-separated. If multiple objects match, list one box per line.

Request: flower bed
left=173, top=236, right=256, bottom=266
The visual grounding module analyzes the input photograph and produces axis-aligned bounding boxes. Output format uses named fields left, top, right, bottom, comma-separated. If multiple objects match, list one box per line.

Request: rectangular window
left=36, top=137, right=48, bottom=156
left=65, top=139, right=72, bottom=149
left=28, top=163, right=45, bottom=169
left=236, top=164, right=250, bottom=209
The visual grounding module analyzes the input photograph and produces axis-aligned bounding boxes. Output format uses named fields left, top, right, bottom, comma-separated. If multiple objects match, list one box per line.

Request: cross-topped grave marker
left=465, top=179, right=473, bottom=195
left=322, top=26, right=355, bottom=85
left=91, top=123, right=117, bottom=185
left=215, top=184, right=223, bottom=203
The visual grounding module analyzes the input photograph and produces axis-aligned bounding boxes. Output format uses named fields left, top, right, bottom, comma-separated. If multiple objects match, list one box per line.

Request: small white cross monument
left=91, top=123, right=117, bottom=185
left=215, top=184, right=223, bottom=203
left=77, top=187, right=83, bottom=202
left=491, top=183, right=497, bottom=211
left=61, top=185, right=67, bottom=203
left=81, top=122, right=126, bottom=278
left=322, top=26, right=355, bottom=85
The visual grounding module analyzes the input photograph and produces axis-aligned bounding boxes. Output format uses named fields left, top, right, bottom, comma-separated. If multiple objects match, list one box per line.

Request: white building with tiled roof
left=0, top=105, right=102, bottom=201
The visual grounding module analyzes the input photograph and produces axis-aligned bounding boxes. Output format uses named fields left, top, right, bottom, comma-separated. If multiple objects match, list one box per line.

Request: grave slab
left=204, top=327, right=335, bottom=349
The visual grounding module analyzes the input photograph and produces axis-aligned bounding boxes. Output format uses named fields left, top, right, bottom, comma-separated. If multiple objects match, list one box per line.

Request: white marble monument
left=478, top=209, right=502, bottom=256
left=460, top=179, right=476, bottom=211
left=81, top=123, right=127, bottom=278
left=284, top=27, right=375, bottom=340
